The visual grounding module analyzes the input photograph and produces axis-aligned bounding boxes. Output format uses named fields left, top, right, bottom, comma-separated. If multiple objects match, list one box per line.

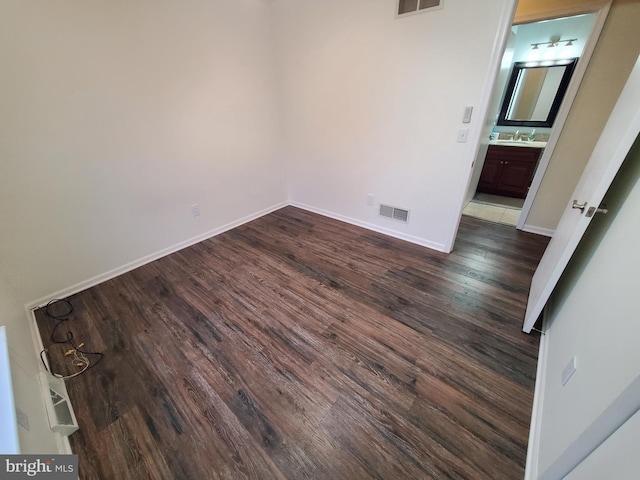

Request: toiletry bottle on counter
left=489, top=117, right=499, bottom=141
left=528, top=129, right=536, bottom=141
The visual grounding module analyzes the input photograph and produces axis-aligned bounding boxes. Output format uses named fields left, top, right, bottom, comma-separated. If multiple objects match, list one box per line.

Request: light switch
left=462, top=106, right=473, bottom=124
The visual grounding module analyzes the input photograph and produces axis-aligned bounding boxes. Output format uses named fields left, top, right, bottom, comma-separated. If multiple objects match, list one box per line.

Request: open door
left=523, top=53, right=640, bottom=333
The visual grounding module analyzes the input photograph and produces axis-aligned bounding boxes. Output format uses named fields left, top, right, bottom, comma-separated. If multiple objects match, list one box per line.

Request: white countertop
left=490, top=139, right=547, bottom=148
left=0, top=326, right=20, bottom=453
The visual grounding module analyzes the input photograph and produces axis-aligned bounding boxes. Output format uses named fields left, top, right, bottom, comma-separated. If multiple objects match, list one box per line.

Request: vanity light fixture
left=531, top=37, right=577, bottom=50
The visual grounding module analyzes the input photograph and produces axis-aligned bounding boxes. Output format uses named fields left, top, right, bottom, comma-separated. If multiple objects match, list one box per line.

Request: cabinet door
left=478, top=145, right=541, bottom=198
left=496, top=158, right=537, bottom=198
left=477, top=157, right=502, bottom=194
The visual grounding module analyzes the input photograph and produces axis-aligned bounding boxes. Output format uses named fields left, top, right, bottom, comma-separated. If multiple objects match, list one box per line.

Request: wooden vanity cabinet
left=477, top=145, right=542, bottom=198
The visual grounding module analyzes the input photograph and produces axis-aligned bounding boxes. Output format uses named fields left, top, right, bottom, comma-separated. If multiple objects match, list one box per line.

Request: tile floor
left=473, top=193, right=525, bottom=209
left=462, top=201, right=521, bottom=226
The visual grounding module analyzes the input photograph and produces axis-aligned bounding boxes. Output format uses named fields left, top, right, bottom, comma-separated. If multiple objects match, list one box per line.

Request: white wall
left=0, top=0, right=285, bottom=453
left=533, top=135, right=640, bottom=476
left=0, top=277, right=59, bottom=453
left=272, top=0, right=515, bottom=252
left=0, top=0, right=286, bottom=307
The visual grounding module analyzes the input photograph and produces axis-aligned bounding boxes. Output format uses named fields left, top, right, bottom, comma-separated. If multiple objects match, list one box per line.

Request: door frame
left=516, top=2, right=612, bottom=234
left=448, top=1, right=613, bottom=254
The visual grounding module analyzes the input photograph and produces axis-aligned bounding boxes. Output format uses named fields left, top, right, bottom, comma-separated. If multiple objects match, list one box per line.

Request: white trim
left=540, top=374, right=640, bottom=479
left=24, top=306, right=75, bottom=455
left=290, top=202, right=447, bottom=252
left=55, top=434, right=72, bottom=455
left=524, top=307, right=550, bottom=480
left=445, top=0, right=518, bottom=253
left=517, top=2, right=612, bottom=231
left=25, top=198, right=448, bottom=312
left=25, top=201, right=288, bottom=311
left=26, top=308, right=46, bottom=370
left=521, top=224, right=555, bottom=238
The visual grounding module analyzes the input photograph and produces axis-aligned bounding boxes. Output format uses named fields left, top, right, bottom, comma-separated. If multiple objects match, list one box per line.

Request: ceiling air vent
left=379, top=204, right=410, bottom=223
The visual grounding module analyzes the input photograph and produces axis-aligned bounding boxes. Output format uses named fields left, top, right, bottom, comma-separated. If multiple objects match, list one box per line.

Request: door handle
left=572, top=200, right=587, bottom=213
left=586, top=205, right=608, bottom=218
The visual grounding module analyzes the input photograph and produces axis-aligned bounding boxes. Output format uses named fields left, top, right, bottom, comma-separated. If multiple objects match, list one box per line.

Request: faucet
left=513, top=130, right=520, bottom=141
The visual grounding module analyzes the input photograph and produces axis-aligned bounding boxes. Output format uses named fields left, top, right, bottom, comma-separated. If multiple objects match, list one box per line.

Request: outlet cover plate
left=562, top=356, right=577, bottom=386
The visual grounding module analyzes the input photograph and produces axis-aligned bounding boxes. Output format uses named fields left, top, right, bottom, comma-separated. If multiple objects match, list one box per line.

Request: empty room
left=2, top=0, right=639, bottom=479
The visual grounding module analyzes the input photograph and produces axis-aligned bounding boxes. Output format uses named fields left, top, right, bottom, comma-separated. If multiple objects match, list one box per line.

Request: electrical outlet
left=367, top=194, right=374, bottom=206
left=562, top=356, right=577, bottom=386
left=457, top=128, right=469, bottom=143
left=16, top=408, right=30, bottom=431
left=190, top=204, right=200, bottom=217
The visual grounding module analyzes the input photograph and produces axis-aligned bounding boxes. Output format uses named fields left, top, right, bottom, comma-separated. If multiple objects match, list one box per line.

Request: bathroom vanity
left=477, top=142, right=545, bottom=199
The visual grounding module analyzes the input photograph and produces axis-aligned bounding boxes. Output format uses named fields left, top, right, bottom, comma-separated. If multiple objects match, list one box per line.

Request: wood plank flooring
left=35, top=207, right=549, bottom=480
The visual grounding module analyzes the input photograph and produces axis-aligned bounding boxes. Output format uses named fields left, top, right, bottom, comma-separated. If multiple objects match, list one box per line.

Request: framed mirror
left=497, top=58, right=578, bottom=128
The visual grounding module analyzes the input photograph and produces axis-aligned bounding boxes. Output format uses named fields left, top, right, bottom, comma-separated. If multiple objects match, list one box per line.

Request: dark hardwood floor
left=35, top=207, right=549, bottom=480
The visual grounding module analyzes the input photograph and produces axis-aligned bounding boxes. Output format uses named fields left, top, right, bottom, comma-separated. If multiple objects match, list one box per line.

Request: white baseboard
left=25, top=201, right=288, bottom=311
left=25, top=200, right=449, bottom=311
left=539, top=374, right=640, bottom=480
left=290, top=202, right=448, bottom=253
left=525, top=308, right=550, bottom=480
left=55, top=434, right=72, bottom=455
left=21, top=307, right=75, bottom=455
left=522, top=224, right=555, bottom=238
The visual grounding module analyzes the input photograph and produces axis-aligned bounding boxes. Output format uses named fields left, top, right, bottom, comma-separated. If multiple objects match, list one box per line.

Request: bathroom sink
left=491, top=139, right=547, bottom=148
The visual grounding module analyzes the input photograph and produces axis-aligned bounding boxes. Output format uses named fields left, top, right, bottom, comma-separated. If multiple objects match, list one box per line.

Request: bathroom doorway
left=462, top=11, right=601, bottom=231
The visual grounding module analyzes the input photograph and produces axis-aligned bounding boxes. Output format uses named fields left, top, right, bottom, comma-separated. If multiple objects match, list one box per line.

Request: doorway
left=463, top=12, right=601, bottom=231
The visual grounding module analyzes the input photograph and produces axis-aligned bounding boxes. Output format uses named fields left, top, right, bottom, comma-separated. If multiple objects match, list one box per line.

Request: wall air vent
left=379, top=204, right=410, bottom=223
left=397, top=0, right=443, bottom=17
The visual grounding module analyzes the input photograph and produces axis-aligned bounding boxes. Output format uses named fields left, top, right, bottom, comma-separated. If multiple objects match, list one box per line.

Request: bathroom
left=464, top=13, right=597, bottom=227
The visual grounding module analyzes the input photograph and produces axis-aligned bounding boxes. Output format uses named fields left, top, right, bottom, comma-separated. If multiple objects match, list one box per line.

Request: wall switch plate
left=562, top=356, right=577, bottom=386
left=462, top=106, right=473, bottom=123
left=367, top=194, right=374, bottom=206
left=190, top=204, right=201, bottom=217
left=457, top=128, right=469, bottom=143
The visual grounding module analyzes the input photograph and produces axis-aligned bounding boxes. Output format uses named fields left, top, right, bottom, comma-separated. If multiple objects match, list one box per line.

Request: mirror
left=497, top=58, right=578, bottom=128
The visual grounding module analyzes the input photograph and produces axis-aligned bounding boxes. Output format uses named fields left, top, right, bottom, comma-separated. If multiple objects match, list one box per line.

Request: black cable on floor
left=41, top=298, right=104, bottom=379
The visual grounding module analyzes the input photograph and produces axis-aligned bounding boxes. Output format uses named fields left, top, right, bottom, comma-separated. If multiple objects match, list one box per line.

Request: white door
left=523, top=53, right=640, bottom=333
